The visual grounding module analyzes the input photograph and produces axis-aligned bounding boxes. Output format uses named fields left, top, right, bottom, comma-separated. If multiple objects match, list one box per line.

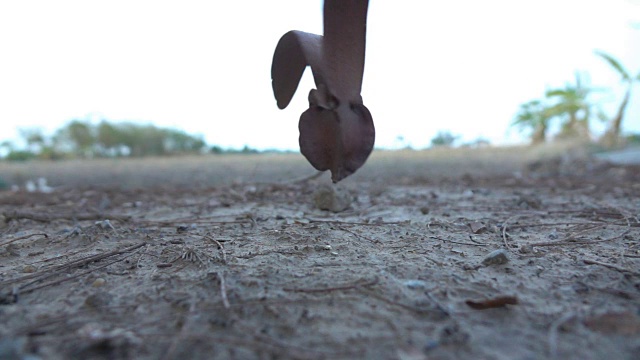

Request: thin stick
left=3, top=210, right=130, bottom=223
left=218, top=272, right=230, bottom=309
left=583, top=258, right=640, bottom=276
left=429, top=235, right=487, bottom=247
left=501, top=215, right=520, bottom=251
left=548, top=312, right=576, bottom=359
left=0, top=233, right=48, bottom=247
left=338, top=226, right=380, bottom=244
left=0, top=242, right=147, bottom=288
left=307, top=219, right=407, bottom=226
left=204, top=235, right=227, bottom=263
left=283, top=171, right=325, bottom=184
left=509, top=221, right=601, bottom=229
left=283, top=276, right=379, bottom=293
left=528, top=229, right=630, bottom=249
left=20, top=247, right=145, bottom=294
left=138, top=219, right=249, bottom=226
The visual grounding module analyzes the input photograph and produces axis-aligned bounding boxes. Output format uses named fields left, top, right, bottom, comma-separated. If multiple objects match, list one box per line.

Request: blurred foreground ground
left=1, top=144, right=639, bottom=359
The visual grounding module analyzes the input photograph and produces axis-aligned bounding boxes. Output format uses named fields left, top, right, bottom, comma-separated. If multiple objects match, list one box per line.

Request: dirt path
left=1, top=148, right=639, bottom=359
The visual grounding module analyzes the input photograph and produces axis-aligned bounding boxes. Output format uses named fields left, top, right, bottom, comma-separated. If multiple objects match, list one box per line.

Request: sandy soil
left=1, top=146, right=639, bottom=360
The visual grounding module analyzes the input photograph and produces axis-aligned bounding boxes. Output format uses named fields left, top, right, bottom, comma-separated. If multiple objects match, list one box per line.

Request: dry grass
left=0, top=143, right=584, bottom=189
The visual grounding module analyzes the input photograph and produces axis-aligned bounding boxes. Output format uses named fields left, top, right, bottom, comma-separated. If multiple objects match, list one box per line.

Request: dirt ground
left=1, top=145, right=639, bottom=360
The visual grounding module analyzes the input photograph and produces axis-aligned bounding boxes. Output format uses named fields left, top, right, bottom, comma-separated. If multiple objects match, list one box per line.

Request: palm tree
left=512, top=100, right=552, bottom=145
left=595, top=51, right=640, bottom=147
left=545, top=72, right=598, bottom=140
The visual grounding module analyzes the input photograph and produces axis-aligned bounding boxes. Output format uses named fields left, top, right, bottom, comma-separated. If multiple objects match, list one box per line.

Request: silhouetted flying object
left=271, top=0, right=375, bottom=183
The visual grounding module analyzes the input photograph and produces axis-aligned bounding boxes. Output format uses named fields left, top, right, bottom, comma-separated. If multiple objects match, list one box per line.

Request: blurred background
left=0, top=0, right=638, bottom=160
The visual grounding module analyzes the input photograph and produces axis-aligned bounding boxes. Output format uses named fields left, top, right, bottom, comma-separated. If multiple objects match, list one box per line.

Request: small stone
left=92, top=278, right=106, bottom=287
left=22, top=265, right=37, bottom=273
left=481, top=249, right=509, bottom=266
left=313, top=185, right=352, bottom=213
left=403, top=280, right=427, bottom=289
left=420, top=207, right=430, bottom=215
left=314, top=244, right=332, bottom=251
left=469, top=221, right=487, bottom=234
left=84, top=292, right=113, bottom=308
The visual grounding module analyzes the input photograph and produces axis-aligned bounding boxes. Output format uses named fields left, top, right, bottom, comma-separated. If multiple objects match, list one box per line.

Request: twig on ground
left=527, top=229, right=630, bottom=249
left=548, top=312, right=576, bottom=359
left=429, top=235, right=487, bottom=247
left=424, top=290, right=451, bottom=317
left=509, top=220, right=638, bottom=229
left=3, top=210, right=130, bottom=223
left=501, top=215, right=520, bottom=251
left=237, top=248, right=304, bottom=259
left=0, top=242, right=147, bottom=288
left=307, top=219, right=407, bottom=226
left=583, top=258, right=640, bottom=276
left=138, top=219, right=250, bottom=227
left=204, top=234, right=227, bottom=263
left=575, top=281, right=639, bottom=299
left=0, top=233, right=48, bottom=247
left=282, top=171, right=325, bottom=184
left=20, top=246, right=146, bottom=294
left=217, top=272, right=230, bottom=309
left=338, top=226, right=380, bottom=245
left=359, top=287, right=435, bottom=315
left=283, top=276, right=379, bottom=293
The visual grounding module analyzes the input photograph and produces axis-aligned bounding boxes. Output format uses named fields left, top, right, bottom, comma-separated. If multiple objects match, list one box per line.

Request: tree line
left=0, top=120, right=262, bottom=161
left=511, top=51, right=639, bottom=147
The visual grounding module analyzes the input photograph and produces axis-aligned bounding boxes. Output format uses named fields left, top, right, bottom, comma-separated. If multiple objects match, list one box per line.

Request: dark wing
left=271, top=30, right=324, bottom=109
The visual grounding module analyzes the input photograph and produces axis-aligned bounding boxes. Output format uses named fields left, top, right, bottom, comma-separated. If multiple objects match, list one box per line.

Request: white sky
left=0, top=0, right=638, bottom=150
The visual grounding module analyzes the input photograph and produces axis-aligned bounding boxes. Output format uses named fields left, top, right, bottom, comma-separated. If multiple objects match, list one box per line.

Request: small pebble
left=313, top=185, right=352, bottom=213
left=92, top=278, right=106, bottom=288
left=404, top=280, right=427, bottom=289
left=469, top=221, right=487, bottom=234
left=22, top=265, right=37, bottom=273
left=481, top=249, right=509, bottom=266
left=84, top=292, right=113, bottom=308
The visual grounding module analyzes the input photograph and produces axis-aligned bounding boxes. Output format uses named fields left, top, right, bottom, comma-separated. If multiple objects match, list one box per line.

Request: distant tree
left=626, top=133, right=640, bottom=145
left=0, top=140, right=14, bottom=157
left=55, top=120, right=96, bottom=157
left=163, top=129, right=206, bottom=153
left=511, top=100, right=551, bottom=145
left=6, top=119, right=210, bottom=159
left=210, top=145, right=224, bottom=154
left=5, top=150, right=36, bottom=162
left=430, top=131, right=459, bottom=147
left=545, top=73, right=599, bottom=140
left=96, top=121, right=126, bottom=156
left=595, top=51, right=640, bottom=147
left=19, top=128, right=46, bottom=154
left=240, top=145, right=259, bottom=154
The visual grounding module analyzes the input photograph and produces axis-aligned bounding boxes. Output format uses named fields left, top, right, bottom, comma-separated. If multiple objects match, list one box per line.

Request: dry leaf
left=466, top=295, right=518, bottom=310
left=584, top=312, right=640, bottom=335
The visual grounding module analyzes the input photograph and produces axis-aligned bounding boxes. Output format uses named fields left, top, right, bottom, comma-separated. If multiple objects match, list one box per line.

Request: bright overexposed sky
left=0, top=0, right=638, bottom=150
